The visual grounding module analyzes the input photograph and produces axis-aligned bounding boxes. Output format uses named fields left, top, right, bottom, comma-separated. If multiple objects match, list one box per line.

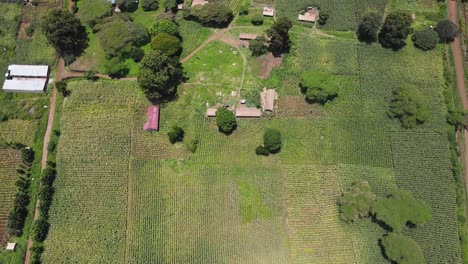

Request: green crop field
left=38, top=0, right=464, bottom=263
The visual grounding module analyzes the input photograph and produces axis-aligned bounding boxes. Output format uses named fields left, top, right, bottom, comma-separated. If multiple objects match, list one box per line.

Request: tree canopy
left=151, top=33, right=181, bottom=56
left=249, top=36, right=268, bottom=57
left=435, top=19, right=459, bottom=42
left=267, top=17, right=293, bottom=56
left=338, top=181, right=376, bottom=223
left=41, top=9, right=89, bottom=63
left=412, top=28, right=439, bottom=51
left=300, top=71, right=339, bottom=105
left=381, top=233, right=425, bottom=264
left=378, top=12, right=412, bottom=50
left=189, top=2, right=233, bottom=27
left=371, top=190, right=432, bottom=232
left=215, top=108, right=237, bottom=134
left=138, top=50, right=182, bottom=103
left=150, top=19, right=179, bottom=36
left=357, top=11, right=382, bottom=43
left=387, top=85, right=429, bottom=128
left=168, top=126, right=184, bottom=144
left=263, top=129, right=282, bottom=153
left=140, top=0, right=159, bottom=11
left=116, top=0, right=138, bottom=12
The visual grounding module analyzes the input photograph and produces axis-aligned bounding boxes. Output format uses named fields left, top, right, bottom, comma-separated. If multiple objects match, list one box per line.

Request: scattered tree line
left=256, top=129, right=282, bottom=156
left=338, top=181, right=431, bottom=264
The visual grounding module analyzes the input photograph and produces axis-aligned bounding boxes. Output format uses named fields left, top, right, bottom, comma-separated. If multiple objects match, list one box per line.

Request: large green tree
left=435, top=19, right=459, bottom=42
left=150, top=19, right=179, bottom=36
left=338, top=181, right=376, bottom=223
left=151, top=33, right=181, bottom=56
left=412, top=28, right=439, bottom=51
left=116, top=0, right=138, bottom=12
left=381, top=233, right=425, bottom=264
left=357, top=11, right=382, bottom=43
left=140, top=0, right=159, bottom=11
left=215, top=108, right=237, bottom=134
left=267, top=17, right=293, bottom=56
left=378, top=12, right=412, bottom=50
left=263, top=129, right=282, bottom=153
left=371, top=190, right=432, bottom=232
left=42, top=9, right=89, bottom=63
left=138, top=50, right=182, bottom=102
left=190, top=2, right=233, bottom=27
left=387, top=85, right=429, bottom=128
left=300, top=71, right=339, bottom=105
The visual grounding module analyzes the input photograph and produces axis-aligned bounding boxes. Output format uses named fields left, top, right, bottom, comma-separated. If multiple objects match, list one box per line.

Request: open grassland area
left=41, top=0, right=463, bottom=263
left=0, top=149, right=21, bottom=247
left=0, top=4, right=21, bottom=84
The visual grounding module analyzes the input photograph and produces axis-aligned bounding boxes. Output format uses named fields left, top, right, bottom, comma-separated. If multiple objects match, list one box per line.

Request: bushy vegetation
left=300, top=71, right=339, bottom=105
left=105, top=57, right=129, bottom=79
left=116, top=0, right=138, bottom=12
left=140, top=0, right=159, bottom=11
left=357, top=11, right=382, bottom=43
left=255, top=145, right=269, bottom=156
left=151, top=33, right=181, bottom=56
left=249, top=36, right=268, bottom=57
left=371, top=190, right=432, bottom=232
left=387, top=85, right=429, bottom=128
left=378, top=12, right=412, bottom=50
left=412, top=28, right=439, bottom=51
left=263, top=129, right=282, bottom=154
left=381, top=233, right=425, bottom=264
left=168, top=126, right=184, bottom=144
left=250, top=12, right=263, bottom=25
left=150, top=19, right=179, bottom=36
left=435, top=20, right=459, bottom=42
left=338, top=180, right=376, bottom=223
left=32, top=218, right=50, bottom=242
left=215, top=108, right=237, bottom=134
left=267, top=17, right=293, bottom=56
left=189, top=2, right=234, bottom=27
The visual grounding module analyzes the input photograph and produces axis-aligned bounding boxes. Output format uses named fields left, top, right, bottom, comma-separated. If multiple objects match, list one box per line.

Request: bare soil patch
left=220, top=35, right=242, bottom=47
left=257, top=53, right=283, bottom=79
left=276, top=96, right=324, bottom=118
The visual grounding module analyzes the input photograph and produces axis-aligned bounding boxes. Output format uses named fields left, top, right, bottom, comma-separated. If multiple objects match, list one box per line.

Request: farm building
left=177, top=3, right=184, bottom=10
left=263, top=7, right=274, bottom=17
left=206, top=108, right=218, bottom=117
left=143, top=105, right=160, bottom=131
left=191, top=0, right=208, bottom=7
left=2, top=64, right=49, bottom=93
left=262, top=89, right=277, bottom=112
left=239, top=33, right=259, bottom=40
left=298, top=8, right=320, bottom=22
left=5, top=243, right=16, bottom=251
left=236, top=105, right=261, bottom=118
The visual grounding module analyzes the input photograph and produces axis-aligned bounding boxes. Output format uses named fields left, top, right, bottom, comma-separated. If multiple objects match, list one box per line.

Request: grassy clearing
left=178, top=19, right=213, bottom=58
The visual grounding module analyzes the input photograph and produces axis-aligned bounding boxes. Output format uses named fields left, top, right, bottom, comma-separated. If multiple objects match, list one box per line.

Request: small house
left=298, top=8, right=319, bottom=23
left=206, top=108, right=218, bottom=117
left=177, top=3, right=184, bottom=10
left=262, top=89, right=276, bottom=112
left=143, top=105, right=160, bottom=131
left=191, top=0, right=209, bottom=7
left=6, top=243, right=16, bottom=251
left=239, top=33, right=259, bottom=41
left=2, top=64, right=49, bottom=93
left=236, top=105, right=261, bottom=118
left=263, top=7, right=274, bottom=17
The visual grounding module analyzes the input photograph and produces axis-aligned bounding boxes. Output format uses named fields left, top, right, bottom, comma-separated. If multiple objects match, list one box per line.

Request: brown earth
left=257, top=53, right=283, bottom=79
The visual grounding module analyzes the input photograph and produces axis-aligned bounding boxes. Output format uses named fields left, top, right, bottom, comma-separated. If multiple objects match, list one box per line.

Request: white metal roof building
left=2, top=65, right=49, bottom=93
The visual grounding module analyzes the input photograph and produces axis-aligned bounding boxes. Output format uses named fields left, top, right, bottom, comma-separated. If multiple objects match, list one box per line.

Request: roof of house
left=6, top=243, right=16, bottom=250
left=262, top=89, right=276, bottom=111
left=2, top=79, right=48, bottom=93
left=177, top=3, right=184, bottom=9
left=6, top=65, right=48, bottom=78
left=298, top=8, right=319, bottom=22
left=236, top=105, right=261, bottom=118
left=239, top=33, right=259, bottom=40
left=191, top=0, right=209, bottom=7
left=263, top=7, right=274, bottom=17
left=143, top=105, right=160, bottom=131
left=206, top=108, right=217, bottom=117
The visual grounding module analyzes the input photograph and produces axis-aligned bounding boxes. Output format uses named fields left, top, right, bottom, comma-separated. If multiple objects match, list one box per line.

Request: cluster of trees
left=338, top=181, right=432, bottom=264
left=358, top=11, right=459, bottom=51
left=186, top=2, right=234, bottom=27
left=42, top=9, right=89, bottom=64
left=256, top=129, right=282, bottom=156
left=7, top=147, right=34, bottom=237
left=267, top=17, right=293, bottom=56
left=150, top=19, right=181, bottom=56
left=387, top=85, right=429, bottom=128
left=30, top=161, right=57, bottom=264
left=300, top=71, right=339, bottom=105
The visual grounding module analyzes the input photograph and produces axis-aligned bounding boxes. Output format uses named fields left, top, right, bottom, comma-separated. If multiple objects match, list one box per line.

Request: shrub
left=378, top=12, right=412, bottom=50
left=105, top=57, right=129, bottom=79
left=47, top=141, right=57, bottom=153
left=125, top=46, right=145, bottom=62
left=38, top=185, right=54, bottom=205
left=168, top=126, right=184, bottom=144
left=215, top=108, right=237, bottom=134
left=387, top=85, right=429, bottom=128
left=249, top=36, right=268, bottom=56
left=21, top=147, right=34, bottom=164
left=318, top=11, right=329, bottom=25
left=150, top=19, right=179, bottom=36
left=151, top=33, right=181, bottom=56
left=55, top=81, right=70, bottom=97
left=7, top=191, right=29, bottom=236
left=412, top=28, right=438, bottom=50
left=116, top=0, right=138, bottom=12
left=33, top=218, right=50, bottom=242
left=371, top=190, right=432, bottom=232
left=435, top=19, right=459, bottom=42
left=300, top=71, right=339, bottom=105
left=189, top=2, right=233, bottom=27
left=263, top=129, right=282, bottom=153
left=251, top=12, right=263, bottom=25
left=140, top=0, right=159, bottom=11
left=25, top=25, right=34, bottom=37
left=84, top=70, right=98, bottom=81
left=447, top=110, right=465, bottom=128
left=267, top=17, right=293, bottom=56
left=187, top=139, right=199, bottom=153
left=381, top=233, right=425, bottom=264
left=72, top=2, right=78, bottom=13
left=255, top=145, right=269, bottom=156
left=357, top=11, right=382, bottom=43
left=243, top=89, right=261, bottom=108
left=41, top=166, right=56, bottom=186
left=338, top=181, right=376, bottom=223
left=239, top=4, right=249, bottom=15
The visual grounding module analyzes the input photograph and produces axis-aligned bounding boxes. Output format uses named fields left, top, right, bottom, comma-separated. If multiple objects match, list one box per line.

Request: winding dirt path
left=180, top=28, right=230, bottom=63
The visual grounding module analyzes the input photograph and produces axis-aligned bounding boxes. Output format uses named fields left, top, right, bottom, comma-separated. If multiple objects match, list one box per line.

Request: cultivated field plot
left=0, top=149, right=21, bottom=247
left=0, top=120, right=34, bottom=146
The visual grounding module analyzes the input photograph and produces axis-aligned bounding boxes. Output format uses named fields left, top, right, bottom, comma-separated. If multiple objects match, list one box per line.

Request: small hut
left=191, top=0, right=209, bottom=7
left=235, top=105, right=261, bottom=118
left=143, top=105, right=160, bottom=131
left=262, top=89, right=277, bottom=112
left=6, top=243, right=16, bottom=251
left=298, top=8, right=319, bottom=22
left=239, top=33, right=259, bottom=40
left=263, top=7, right=275, bottom=17
left=206, top=108, right=218, bottom=117
left=177, top=3, right=184, bottom=10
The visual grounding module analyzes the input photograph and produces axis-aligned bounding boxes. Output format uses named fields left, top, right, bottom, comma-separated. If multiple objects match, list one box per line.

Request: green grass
left=178, top=19, right=213, bottom=58
left=76, top=0, right=112, bottom=24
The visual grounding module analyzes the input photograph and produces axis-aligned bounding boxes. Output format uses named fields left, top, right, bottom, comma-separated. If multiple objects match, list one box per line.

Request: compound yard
left=40, top=0, right=463, bottom=264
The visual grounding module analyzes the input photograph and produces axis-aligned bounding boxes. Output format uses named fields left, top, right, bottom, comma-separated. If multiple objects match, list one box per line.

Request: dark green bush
left=215, top=108, right=237, bottom=134
left=33, top=218, right=50, bottom=242
left=412, top=28, right=438, bottom=51
left=255, top=145, right=269, bottom=156
left=141, top=0, right=159, bottom=11
left=263, top=129, right=282, bottom=153
left=168, top=126, right=184, bottom=144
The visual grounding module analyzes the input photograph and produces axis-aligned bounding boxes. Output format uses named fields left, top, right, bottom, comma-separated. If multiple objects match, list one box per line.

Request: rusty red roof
left=144, top=105, right=160, bottom=131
